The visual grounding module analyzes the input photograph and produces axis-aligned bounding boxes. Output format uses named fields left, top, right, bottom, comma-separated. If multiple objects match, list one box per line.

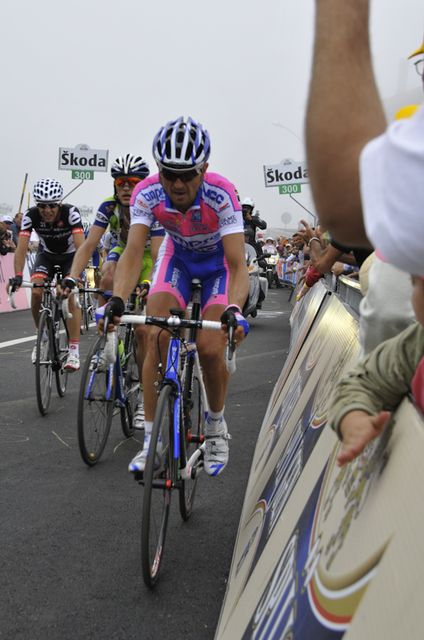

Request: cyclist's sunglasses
left=160, top=168, right=200, bottom=183
left=114, top=177, right=141, bottom=188
left=37, top=202, right=60, bottom=210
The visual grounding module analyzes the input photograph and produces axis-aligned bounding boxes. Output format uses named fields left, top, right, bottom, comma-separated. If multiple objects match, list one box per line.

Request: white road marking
left=113, top=436, right=142, bottom=454
left=0, top=322, right=96, bottom=350
left=52, top=431, right=71, bottom=448
left=0, top=335, right=37, bottom=349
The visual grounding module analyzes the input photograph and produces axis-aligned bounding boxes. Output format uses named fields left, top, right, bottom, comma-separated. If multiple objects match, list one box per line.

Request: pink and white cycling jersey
left=130, top=172, right=243, bottom=254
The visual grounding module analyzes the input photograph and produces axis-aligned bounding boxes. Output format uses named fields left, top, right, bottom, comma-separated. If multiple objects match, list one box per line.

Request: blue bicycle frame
left=163, top=337, right=183, bottom=463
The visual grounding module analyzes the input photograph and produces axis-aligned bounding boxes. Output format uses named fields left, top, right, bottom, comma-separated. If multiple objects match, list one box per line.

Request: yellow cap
left=408, top=42, right=424, bottom=59
left=395, top=104, right=419, bottom=120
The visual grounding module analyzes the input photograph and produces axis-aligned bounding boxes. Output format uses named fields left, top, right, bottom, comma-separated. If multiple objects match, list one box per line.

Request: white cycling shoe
left=128, top=437, right=163, bottom=473
left=133, top=401, right=145, bottom=430
left=64, top=352, right=80, bottom=372
left=203, top=418, right=231, bottom=477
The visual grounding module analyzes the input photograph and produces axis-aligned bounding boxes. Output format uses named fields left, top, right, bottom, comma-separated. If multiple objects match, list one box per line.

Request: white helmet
left=110, top=154, right=150, bottom=179
left=33, top=178, right=63, bottom=203
left=242, top=197, right=255, bottom=208
left=152, top=116, right=211, bottom=171
left=266, top=236, right=275, bottom=242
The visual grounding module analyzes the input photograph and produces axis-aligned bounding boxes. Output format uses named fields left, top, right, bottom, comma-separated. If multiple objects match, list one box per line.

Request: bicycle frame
left=84, top=331, right=131, bottom=409
left=120, top=311, right=223, bottom=481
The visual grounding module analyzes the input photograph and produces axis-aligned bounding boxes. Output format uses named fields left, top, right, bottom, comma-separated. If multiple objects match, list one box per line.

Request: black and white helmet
left=33, top=178, right=63, bottom=203
left=152, top=116, right=211, bottom=171
left=110, top=154, right=150, bottom=180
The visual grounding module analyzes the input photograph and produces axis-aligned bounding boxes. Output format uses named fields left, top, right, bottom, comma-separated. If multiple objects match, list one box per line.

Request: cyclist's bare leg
left=196, top=304, right=228, bottom=412
left=31, top=278, right=45, bottom=328
left=197, top=303, right=231, bottom=476
left=98, top=261, right=116, bottom=306
left=66, top=293, right=82, bottom=341
left=134, top=324, right=149, bottom=382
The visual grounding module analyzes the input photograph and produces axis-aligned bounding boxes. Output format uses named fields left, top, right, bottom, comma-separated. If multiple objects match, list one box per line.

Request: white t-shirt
left=360, top=104, right=424, bottom=275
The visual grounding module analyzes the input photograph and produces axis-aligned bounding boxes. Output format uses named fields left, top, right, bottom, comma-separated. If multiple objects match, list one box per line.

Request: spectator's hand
left=331, top=262, right=345, bottom=277
left=299, top=219, right=314, bottom=243
left=220, top=304, right=249, bottom=345
left=337, top=410, right=391, bottom=466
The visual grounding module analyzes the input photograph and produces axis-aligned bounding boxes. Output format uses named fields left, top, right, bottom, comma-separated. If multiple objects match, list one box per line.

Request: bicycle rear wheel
left=141, top=384, right=173, bottom=588
left=35, top=310, right=53, bottom=416
left=179, top=355, right=205, bottom=520
left=55, top=313, right=69, bottom=397
left=77, top=336, right=115, bottom=466
left=120, top=327, right=139, bottom=438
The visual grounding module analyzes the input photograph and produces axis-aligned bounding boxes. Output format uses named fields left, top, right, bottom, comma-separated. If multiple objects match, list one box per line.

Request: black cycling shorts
left=31, top=252, right=75, bottom=281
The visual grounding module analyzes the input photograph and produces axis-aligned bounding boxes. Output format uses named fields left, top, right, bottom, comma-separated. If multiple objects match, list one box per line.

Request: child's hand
left=337, top=410, right=391, bottom=467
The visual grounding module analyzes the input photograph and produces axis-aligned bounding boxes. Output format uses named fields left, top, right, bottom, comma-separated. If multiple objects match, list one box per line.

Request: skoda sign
left=263, top=160, right=308, bottom=188
left=58, top=143, right=109, bottom=173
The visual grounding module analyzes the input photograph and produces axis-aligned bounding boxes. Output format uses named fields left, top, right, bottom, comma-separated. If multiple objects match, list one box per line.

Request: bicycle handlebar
left=7, top=281, right=38, bottom=309
left=120, top=314, right=237, bottom=373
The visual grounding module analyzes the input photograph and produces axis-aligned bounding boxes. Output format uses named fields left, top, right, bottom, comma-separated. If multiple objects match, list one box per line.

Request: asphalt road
left=0, top=288, right=292, bottom=640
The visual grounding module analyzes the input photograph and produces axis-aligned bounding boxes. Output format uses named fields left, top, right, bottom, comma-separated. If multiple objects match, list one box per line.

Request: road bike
left=119, top=279, right=236, bottom=587
left=9, top=267, right=69, bottom=416
left=76, top=300, right=140, bottom=466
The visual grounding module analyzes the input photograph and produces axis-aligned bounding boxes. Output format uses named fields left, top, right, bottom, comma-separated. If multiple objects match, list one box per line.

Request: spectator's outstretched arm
left=306, top=0, right=386, bottom=246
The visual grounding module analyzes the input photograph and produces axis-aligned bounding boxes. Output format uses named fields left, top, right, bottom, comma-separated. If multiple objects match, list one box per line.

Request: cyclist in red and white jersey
left=105, top=116, right=249, bottom=476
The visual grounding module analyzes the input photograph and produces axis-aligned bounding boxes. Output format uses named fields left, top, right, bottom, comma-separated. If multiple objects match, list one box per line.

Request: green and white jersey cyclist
left=66, top=154, right=165, bottom=304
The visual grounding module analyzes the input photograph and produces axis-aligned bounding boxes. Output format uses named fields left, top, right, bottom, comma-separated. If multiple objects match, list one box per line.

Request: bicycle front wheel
left=35, top=310, right=53, bottom=416
left=55, top=313, right=69, bottom=397
left=141, top=384, right=173, bottom=588
left=179, top=358, right=205, bottom=521
left=77, top=336, right=115, bottom=466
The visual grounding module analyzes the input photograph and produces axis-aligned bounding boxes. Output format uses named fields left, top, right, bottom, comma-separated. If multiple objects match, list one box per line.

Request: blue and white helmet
left=152, top=116, right=211, bottom=171
left=33, top=178, right=63, bottom=203
left=110, top=154, right=150, bottom=180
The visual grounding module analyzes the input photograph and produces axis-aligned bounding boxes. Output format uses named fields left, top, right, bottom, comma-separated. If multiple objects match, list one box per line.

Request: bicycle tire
left=120, top=327, right=139, bottom=438
left=35, top=310, right=53, bottom=416
left=141, top=383, right=173, bottom=588
left=77, top=336, right=115, bottom=466
left=179, top=355, right=205, bottom=520
left=55, top=312, right=69, bottom=397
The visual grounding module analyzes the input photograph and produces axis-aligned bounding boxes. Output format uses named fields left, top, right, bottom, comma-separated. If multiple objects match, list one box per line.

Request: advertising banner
left=217, top=398, right=424, bottom=639
left=0, top=253, right=29, bottom=312
left=216, top=295, right=360, bottom=636
left=263, top=161, right=309, bottom=189
left=264, top=281, right=330, bottom=425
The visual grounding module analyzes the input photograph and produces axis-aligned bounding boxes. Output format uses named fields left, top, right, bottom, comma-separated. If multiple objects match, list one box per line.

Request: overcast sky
left=0, top=0, right=423, bottom=231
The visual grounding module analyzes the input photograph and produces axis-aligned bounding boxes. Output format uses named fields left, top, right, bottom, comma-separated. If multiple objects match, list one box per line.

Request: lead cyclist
left=63, top=154, right=165, bottom=428
left=105, top=117, right=250, bottom=476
